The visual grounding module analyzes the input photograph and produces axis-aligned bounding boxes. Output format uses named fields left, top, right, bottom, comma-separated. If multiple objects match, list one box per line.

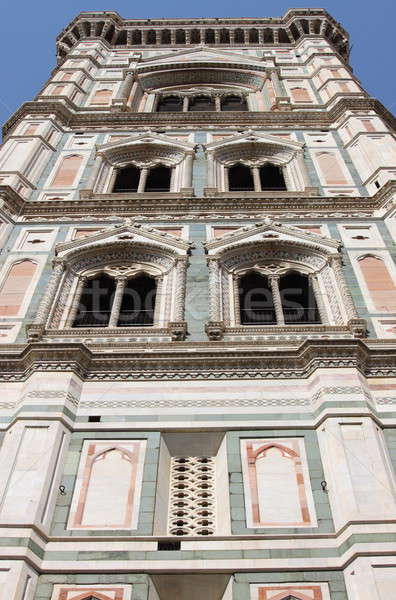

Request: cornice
left=1, top=338, right=396, bottom=381
left=3, top=97, right=395, bottom=139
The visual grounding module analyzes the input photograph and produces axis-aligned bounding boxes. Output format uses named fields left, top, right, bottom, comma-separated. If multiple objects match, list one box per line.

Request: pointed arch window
left=157, top=95, right=183, bottom=112
left=259, top=164, right=286, bottom=190
left=189, top=95, right=215, bottom=111
left=220, top=95, right=247, bottom=111
left=228, top=163, right=254, bottom=191
left=71, top=272, right=157, bottom=328
left=112, top=164, right=172, bottom=193
left=239, top=272, right=275, bottom=324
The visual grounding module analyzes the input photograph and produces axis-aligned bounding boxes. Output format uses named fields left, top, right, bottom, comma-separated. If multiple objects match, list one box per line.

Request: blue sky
left=0, top=0, right=395, bottom=129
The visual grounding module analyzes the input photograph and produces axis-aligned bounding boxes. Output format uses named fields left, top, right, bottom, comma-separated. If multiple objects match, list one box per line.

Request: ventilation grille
left=168, top=456, right=216, bottom=536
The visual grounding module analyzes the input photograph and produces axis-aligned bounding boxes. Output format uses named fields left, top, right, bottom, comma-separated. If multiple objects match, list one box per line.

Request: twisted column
left=252, top=166, right=261, bottom=192
left=108, top=276, right=127, bottom=327
left=34, top=260, right=65, bottom=325
left=309, top=273, right=329, bottom=325
left=66, top=275, right=87, bottom=328
left=208, top=259, right=221, bottom=321
left=330, top=256, right=358, bottom=319
left=269, top=274, right=285, bottom=325
left=138, top=167, right=149, bottom=193
left=174, top=258, right=188, bottom=321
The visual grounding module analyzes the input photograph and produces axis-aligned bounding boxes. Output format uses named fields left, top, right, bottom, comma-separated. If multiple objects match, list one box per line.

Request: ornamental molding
left=139, top=47, right=270, bottom=68
left=140, top=67, right=264, bottom=92
left=0, top=339, right=396, bottom=381
left=55, top=221, right=191, bottom=260
left=4, top=97, right=396, bottom=139
left=205, top=218, right=340, bottom=258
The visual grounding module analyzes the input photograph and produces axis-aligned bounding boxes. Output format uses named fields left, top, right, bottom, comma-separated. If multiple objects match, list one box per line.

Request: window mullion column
left=108, top=276, right=127, bottom=328
left=183, top=96, right=189, bottom=112
left=214, top=95, right=221, bottom=111
left=309, top=273, right=328, bottom=324
left=138, top=167, right=149, bottom=193
left=252, top=166, right=261, bottom=192
left=66, top=275, right=87, bottom=327
left=269, top=274, right=285, bottom=325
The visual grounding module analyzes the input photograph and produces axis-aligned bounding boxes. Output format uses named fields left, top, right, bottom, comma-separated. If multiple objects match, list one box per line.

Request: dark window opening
left=249, top=29, right=259, bottom=43
left=191, top=29, right=200, bottom=43
left=259, top=164, right=287, bottom=191
left=115, top=30, right=127, bottom=45
left=228, top=164, right=254, bottom=191
left=145, top=165, right=171, bottom=192
left=157, top=95, right=183, bottom=112
left=221, top=95, right=248, bottom=111
left=278, top=29, right=290, bottom=43
left=234, top=28, right=244, bottom=43
left=161, top=30, right=171, bottom=44
left=279, top=271, right=320, bottom=324
left=132, top=30, right=142, bottom=45
left=157, top=541, right=181, bottom=551
left=176, top=29, right=186, bottom=44
left=374, top=180, right=380, bottom=189
left=113, top=166, right=140, bottom=193
left=73, top=274, right=116, bottom=328
left=146, top=30, right=156, bottom=44
left=220, top=29, right=230, bottom=43
left=205, top=29, right=215, bottom=43
left=239, top=272, right=276, bottom=324
left=88, top=415, right=101, bottom=422
left=189, top=95, right=215, bottom=111
left=117, top=275, right=156, bottom=326
left=263, top=28, right=274, bottom=43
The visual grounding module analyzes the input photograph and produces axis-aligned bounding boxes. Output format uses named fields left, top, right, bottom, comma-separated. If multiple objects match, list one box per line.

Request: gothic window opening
left=234, top=28, right=244, bottom=43
left=221, top=95, right=247, bottom=111
left=113, top=166, right=140, bottom=192
left=161, top=29, right=171, bottom=44
left=157, top=95, right=183, bottom=112
left=117, top=275, right=156, bottom=327
left=279, top=271, right=320, bottom=324
left=176, top=29, right=186, bottom=44
left=259, top=164, right=287, bottom=190
left=112, top=165, right=172, bottom=193
left=189, top=95, right=215, bottom=111
left=220, top=29, right=229, bottom=43
left=73, top=274, right=116, bottom=328
left=145, top=165, right=171, bottom=191
left=228, top=163, right=254, bottom=191
left=205, top=29, right=215, bottom=43
left=168, top=456, right=216, bottom=536
left=239, top=272, right=276, bottom=324
left=249, top=28, right=259, bottom=43
left=190, top=29, right=200, bottom=43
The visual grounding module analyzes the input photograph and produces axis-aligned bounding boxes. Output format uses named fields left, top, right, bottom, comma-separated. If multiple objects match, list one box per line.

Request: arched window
left=249, top=28, right=259, bottom=43
left=189, top=95, right=215, bottom=111
left=112, top=165, right=172, bottom=193
left=221, top=95, right=248, bottom=111
left=239, top=272, right=275, bottom=324
left=118, top=275, right=156, bottom=326
left=157, top=95, right=183, bottom=112
left=0, top=259, right=37, bottom=316
left=205, top=29, right=215, bottom=43
left=220, top=29, right=230, bottom=43
left=234, top=28, right=244, bottom=43
left=51, top=154, right=83, bottom=187
left=145, top=165, right=171, bottom=192
left=190, top=29, right=200, bottom=43
left=279, top=271, right=320, bottom=324
left=161, top=29, right=171, bottom=44
left=175, top=29, right=186, bottom=44
left=146, top=30, right=156, bottom=44
left=259, top=164, right=286, bottom=190
left=228, top=163, right=254, bottom=191
left=73, top=274, right=116, bottom=327
left=113, top=166, right=140, bottom=192
left=132, top=30, right=142, bottom=44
